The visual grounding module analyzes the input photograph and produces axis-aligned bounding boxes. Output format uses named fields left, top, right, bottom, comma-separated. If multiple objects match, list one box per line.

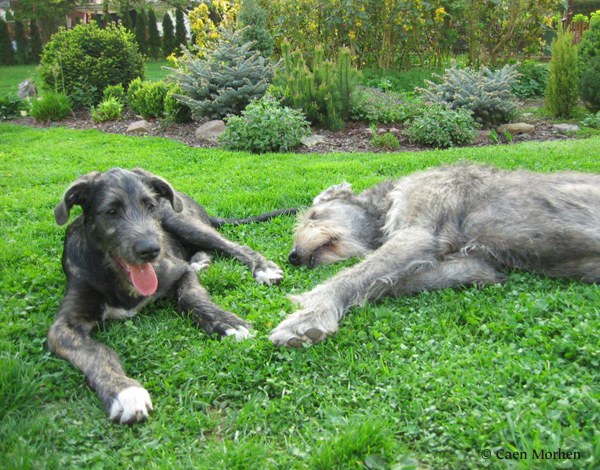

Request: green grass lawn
left=1, top=122, right=600, bottom=470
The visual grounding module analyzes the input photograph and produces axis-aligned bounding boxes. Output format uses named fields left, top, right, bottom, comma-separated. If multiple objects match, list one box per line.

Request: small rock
left=553, top=123, right=580, bottom=133
left=17, top=79, right=37, bottom=99
left=496, top=123, right=535, bottom=135
left=126, top=120, right=150, bottom=133
left=196, top=120, right=225, bottom=142
left=301, top=134, right=326, bottom=147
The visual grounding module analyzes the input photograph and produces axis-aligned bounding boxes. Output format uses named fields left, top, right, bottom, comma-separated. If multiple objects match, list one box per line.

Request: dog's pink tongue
left=128, top=263, right=158, bottom=296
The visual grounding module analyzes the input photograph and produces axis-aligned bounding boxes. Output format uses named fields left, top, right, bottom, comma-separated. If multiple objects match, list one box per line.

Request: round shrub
left=404, top=105, right=478, bottom=149
left=219, top=96, right=311, bottom=153
left=128, top=79, right=170, bottom=120
left=580, top=56, right=600, bottom=113
left=39, top=22, right=145, bottom=107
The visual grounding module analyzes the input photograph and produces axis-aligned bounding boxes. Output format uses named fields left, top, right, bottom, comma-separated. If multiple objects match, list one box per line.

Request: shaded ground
left=8, top=101, right=580, bottom=154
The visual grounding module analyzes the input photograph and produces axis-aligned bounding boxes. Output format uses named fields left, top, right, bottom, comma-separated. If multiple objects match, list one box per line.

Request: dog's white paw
left=225, top=325, right=255, bottom=342
left=269, top=308, right=338, bottom=347
left=190, top=252, right=212, bottom=272
left=254, top=263, right=283, bottom=286
left=109, top=387, right=153, bottom=424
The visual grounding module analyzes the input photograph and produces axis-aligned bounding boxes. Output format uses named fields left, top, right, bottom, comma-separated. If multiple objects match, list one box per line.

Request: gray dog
left=48, top=168, right=295, bottom=423
left=270, top=163, right=600, bottom=347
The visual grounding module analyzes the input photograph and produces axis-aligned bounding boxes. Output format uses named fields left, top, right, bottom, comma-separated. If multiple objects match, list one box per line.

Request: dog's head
left=288, top=183, right=382, bottom=268
left=54, top=168, right=184, bottom=296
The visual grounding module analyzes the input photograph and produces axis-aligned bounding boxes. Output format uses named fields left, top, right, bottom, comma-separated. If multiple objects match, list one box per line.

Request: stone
left=196, top=120, right=226, bottom=142
left=496, top=123, right=535, bottom=135
left=301, top=134, right=326, bottom=147
left=126, top=120, right=150, bottom=133
left=553, top=123, right=580, bottom=133
left=17, top=79, right=37, bottom=99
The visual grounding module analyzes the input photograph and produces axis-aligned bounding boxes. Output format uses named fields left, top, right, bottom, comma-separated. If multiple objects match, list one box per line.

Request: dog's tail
left=209, top=208, right=299, bottom=229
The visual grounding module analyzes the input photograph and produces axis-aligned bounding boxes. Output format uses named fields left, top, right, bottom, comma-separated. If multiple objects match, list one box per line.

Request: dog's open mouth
left=115, top=257, right=158, bottom=296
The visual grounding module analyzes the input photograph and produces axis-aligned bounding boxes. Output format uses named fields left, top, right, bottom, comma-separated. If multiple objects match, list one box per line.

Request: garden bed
left=8, top=100, right=580, bottom=154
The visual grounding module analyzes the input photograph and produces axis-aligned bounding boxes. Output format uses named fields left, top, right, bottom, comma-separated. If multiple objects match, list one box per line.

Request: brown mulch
left=8, top=102, right=580, bottom=154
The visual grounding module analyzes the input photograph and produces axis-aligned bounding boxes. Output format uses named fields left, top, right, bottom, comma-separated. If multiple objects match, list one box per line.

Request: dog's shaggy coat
left=49, top=168, right=293, bottom=423
left=270, top=164, right=600, bottom=347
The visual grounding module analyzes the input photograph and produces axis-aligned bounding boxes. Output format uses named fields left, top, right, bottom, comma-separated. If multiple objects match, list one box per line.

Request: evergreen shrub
left=275, top=41, right=361, bottom=130
left=219, top=96, right=311, bottom=153
left=239, top=0, right=274, bottom=57
left=546, top=25, right=579, bottom=118
left=417, top=63, right=521, bottom=124
left=168, top=26, right=274, bottom=120
left=404, top=104, right=478, bottom=149
left=39, top=22, right=145, bottom=107
left=127, top=79, right=170, bottom=119
left=580, top=56, right=600, bottom=113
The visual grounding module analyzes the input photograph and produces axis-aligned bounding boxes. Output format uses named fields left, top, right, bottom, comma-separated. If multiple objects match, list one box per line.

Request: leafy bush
left=168, top=26, right=274, bottom=120
left=370, top=132, right=400, bottom=150
left=275, top=41, right=361, bottom=130
left=580, top=56, right=600, bottom=113
left=29, top=92, right=72, bottom=121
left=39, top=22, right=145, bottom=107
left=128, top=79, right=170, bottom=120
left=91, top=97, right=123, bottom=122
left=546, top=25, right=579, bottom=118
left=404, top=104, right=478, bottom=149
left=0, top=95, right=24, bottom=120
left=219, top=96, right=311, bottom=153
left=164, top=86, right=193, bottom=123
left=512, top=60, right=549, bottom=99
left=578, top=11, right=600, bottom=69
left=350, top=87, right=424, bottom=124
left=103, top=84, right=125, bottom=104
left=580, top=110, right=600, bottom=129
left=417, top=63, right=521, bottom=125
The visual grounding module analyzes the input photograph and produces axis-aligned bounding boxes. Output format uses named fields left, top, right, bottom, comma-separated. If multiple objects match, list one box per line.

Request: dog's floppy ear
left=313, top=182, right=353, bottom=205
left=54, top=171, right=101, bottom=226
left=131, top=168, right=183, bottom=213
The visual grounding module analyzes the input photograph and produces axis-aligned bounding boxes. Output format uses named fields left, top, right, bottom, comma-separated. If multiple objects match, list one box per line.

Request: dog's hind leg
left=176, top=268, right=253, bottom=341
left=163, top=213, right=283, bottom=285
left=270, top=227, right=466, bottom=347
left=47, top=288, right=153, bottom=424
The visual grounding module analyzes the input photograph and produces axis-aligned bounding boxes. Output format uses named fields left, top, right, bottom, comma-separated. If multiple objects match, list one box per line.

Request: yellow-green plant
left=546, top=24, right=579, bottom=118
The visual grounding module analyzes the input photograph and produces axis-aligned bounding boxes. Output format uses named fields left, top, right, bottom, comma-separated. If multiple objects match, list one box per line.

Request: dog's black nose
left=288, top=249, right=301, bottom=266
left=135, top=239, right=161, bottom=261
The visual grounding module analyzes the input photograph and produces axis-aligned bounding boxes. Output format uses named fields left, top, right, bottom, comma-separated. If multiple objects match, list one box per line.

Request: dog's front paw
left=254, top=261, right=283, bottom=286
left=109, top=387, right=153, bottom=424
left=225, top=324, right=256, bottom=342
left=269, top=308, right=338, bottom=347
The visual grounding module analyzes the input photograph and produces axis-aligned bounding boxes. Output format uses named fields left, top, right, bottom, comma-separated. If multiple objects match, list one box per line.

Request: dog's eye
left=147, top=203, right=156, bottom=211
left=106, top=209, right=117, bottom=216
